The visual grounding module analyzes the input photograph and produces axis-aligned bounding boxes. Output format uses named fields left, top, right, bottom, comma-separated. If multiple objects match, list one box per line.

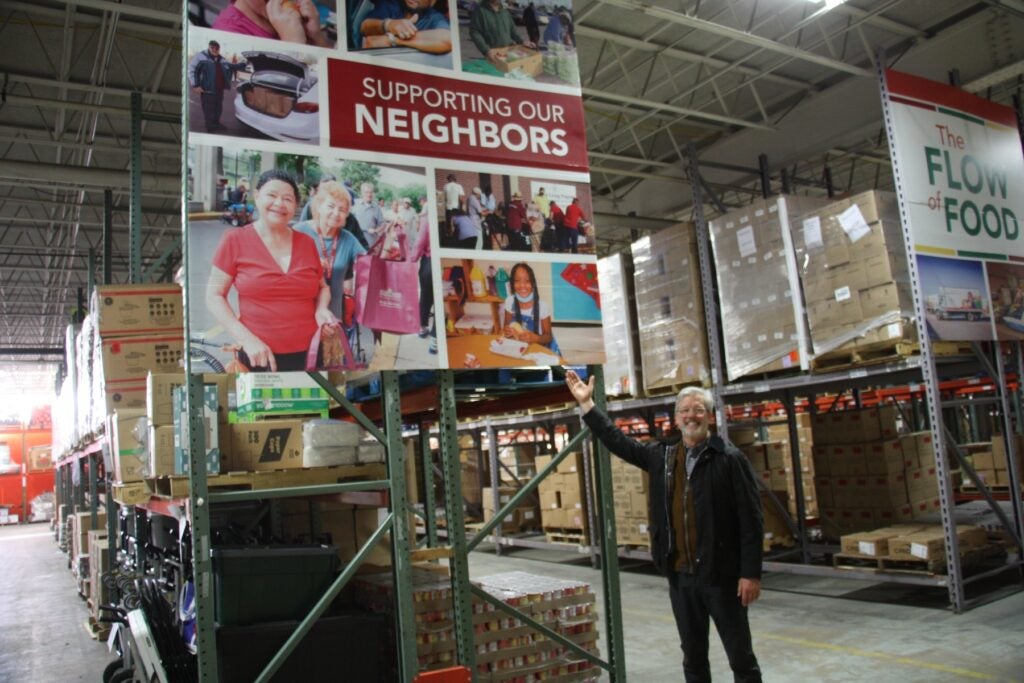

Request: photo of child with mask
left=502, top=262, right=561, bottom=356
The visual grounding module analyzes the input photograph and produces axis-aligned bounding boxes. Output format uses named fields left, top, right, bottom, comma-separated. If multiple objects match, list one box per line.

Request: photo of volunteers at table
left=441, top=257, right=604, bottom=368
left=434, top=169, right=594, bottom=254
left=345, top=0, right=454, bottom=70
left=457, top=0, right=579, bottom=85
left=186, top=33, right=321, bottom=144
left=186, top=144, right=437, bottom=372
left=190, top=0, right=338, bottom=48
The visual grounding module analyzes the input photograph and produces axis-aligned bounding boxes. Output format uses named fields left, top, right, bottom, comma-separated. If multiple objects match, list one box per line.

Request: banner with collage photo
left=185, top=0, right=602, bottom=372
left=882, top=68, right=1024, bottom=343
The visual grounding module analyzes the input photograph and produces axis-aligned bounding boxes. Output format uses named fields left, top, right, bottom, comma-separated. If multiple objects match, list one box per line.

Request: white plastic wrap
left=302, top=418, right=362, bottom=467
left=630, top=223, right=710, bottom=392
left=710, top=196, right=824, bottom=381
left=597, top=253, right=640, bottom=396
left=791, top=191, right=916, bottom=358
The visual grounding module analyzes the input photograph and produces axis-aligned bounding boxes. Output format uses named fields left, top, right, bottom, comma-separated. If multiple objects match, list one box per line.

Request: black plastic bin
left=212, top=545, right=339, bottom=626
left=216, top=612, right=387, bottom=682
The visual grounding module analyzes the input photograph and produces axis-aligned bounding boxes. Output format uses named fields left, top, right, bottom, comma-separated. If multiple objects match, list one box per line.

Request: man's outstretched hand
left=565, top=369, right=595, bottom=413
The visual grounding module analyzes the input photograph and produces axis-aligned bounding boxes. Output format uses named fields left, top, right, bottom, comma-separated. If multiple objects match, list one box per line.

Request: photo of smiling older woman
left=207, top=168, right=336, bottom=371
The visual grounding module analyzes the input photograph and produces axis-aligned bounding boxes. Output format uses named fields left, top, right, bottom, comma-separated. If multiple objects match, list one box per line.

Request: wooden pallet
left=84, top=616, right=110, bottom=641
left=642, top=378, right=712, bottom=399
left=149, top=463, right=388, bottom=498
left=811, top=341, right=918, bottom=373
left=834, top=544, right=1004, bottom=576
left=543, top=527, right=588, bottom=544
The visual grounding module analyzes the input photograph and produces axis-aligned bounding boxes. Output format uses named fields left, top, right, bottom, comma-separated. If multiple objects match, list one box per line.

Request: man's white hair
left=675, top=386, right=714, bottom=413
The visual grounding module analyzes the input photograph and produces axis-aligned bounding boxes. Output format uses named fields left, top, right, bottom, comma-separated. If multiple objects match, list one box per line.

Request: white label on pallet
left=838, top=204, right=871, bottom=243
left=834, top=286, right=852, bottom=302
left=910, top=542, right=930, bottom=559
left=737, top=226, right=757, bottom=257
left=803, top=216, right=824, bottom=248
left=858, top=541, right=878, bottom=556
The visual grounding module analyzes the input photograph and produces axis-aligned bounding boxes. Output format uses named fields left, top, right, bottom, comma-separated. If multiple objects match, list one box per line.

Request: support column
left=437, top=371, right=475, bottom=671
left=381, top=371, right=418, bottom=682
left=129, top=91, right=143, bottom=283
left=588, top=365, right=627, bottom=681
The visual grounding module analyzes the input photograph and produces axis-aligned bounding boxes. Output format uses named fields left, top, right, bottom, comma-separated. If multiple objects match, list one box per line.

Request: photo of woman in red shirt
left=207, top=168, right=336, bottom=371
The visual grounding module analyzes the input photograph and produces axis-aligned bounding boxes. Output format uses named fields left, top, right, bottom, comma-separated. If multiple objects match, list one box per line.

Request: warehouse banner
left=327, top=59, right=588, bottom=170
left=881, top=68, right=1024, bottom=342
left=184, top=1, right=603, bottom=373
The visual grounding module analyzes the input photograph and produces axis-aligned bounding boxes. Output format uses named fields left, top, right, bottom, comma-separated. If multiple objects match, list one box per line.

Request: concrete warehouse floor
left=2, top=522, right=1022, bottom=682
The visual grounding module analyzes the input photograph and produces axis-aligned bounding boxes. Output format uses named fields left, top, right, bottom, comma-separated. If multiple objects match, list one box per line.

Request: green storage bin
left=212, top=545, right=339, bottom=626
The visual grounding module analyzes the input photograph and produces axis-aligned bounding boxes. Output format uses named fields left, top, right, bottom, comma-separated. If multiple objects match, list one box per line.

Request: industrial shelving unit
left=681, top=133, right=1024, bottom=612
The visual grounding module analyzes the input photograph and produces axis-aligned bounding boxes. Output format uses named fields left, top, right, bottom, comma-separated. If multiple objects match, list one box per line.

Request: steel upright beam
left=103, top=189, right=113, bottom=284
left=88, top=451, right=99, bottom=528
left=129, top=91, right=143, bottom=283
left=381, top=371, right=419, bottom=682
left=879, top=56, right=964, bottom=611
left=437, top=371, right=475, bottom=671
left=687, top=141, right=728, bottom=428
left=588, top=365, right=627, bottom=681
left=782, top=391, right=809, bottom=562
left=758, top=153, right=772, bottom=198
left=486, top=418, right=503, bottom=554
left=185, top=374, right=217, bottom=681
left=419, top=421, right=438, bottom=548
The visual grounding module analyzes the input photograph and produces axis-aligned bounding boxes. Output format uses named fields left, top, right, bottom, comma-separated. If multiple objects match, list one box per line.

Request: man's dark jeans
left=668, top=571, right=762, bottom=682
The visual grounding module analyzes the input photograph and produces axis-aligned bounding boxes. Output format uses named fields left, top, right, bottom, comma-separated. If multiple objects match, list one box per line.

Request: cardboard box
left=905, top=466, right=938, bottom=501
left=149, top=425, right=176, bottom=477
left=98, top=334, right=185, bottom=383
left=110, top=409, right=149, bottom=483
left=230, top=419, right=306, bottom=471
left=763, top=442, right=788, bottom=471
left=235, top=372, right=330, bottom=420
left=103, top=379, right=148, bottom=416
left=148, top=372, right=230, bottom=426
left=561, top=488, right=583, bottom=510
left=864, top=440, right=906, bottom=475
left=539, top=489, right=560, bottom=510
left=92, top=283, right=183, bottom=336
left=172, top=385, right=220, bottom=475
left=487, top=45, right=542, bottom=76
left=482, top=486, right=515, bottom=512
left=840, top=524, right=925, bottom=557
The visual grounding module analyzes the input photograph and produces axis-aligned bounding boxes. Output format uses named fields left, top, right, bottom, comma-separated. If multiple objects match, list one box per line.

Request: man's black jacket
left=583, top=407, right=763, bottom=580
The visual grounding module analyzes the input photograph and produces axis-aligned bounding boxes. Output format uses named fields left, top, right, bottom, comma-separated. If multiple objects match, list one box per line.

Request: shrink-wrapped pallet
left=631, top=223, right=710, bottom=392
left=791, top=190, right=917, bottom=360
left=597, top=253, right=640, bottom=397
left=710, top=196, right=825, bottom=381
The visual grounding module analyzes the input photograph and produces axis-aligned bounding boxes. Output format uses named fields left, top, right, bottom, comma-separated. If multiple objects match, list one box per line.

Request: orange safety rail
left=414, top=666, right=472, bottom=683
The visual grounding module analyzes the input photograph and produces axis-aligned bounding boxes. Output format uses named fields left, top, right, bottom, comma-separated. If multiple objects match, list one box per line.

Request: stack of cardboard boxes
left=598, top=252, right=641, bottom=397
left=630, top=223, right=710, bottom=393
left=482, top=485, right=540, bottom=533
left=354, top=567, right=600, bottom=682
left=709, top=196, right=823, bottom=381
left=839, top=522, right=989, bottom=570
left=812, top=406, right=943, bottom=537
left=91, top=284, right=186, bottom=422
left=734, top=414, right=819, bottom=520
left=536, top=452, right=588, bottom=536
left=973, top=434, right=1024, bottom=488
left=609, top=454, right=650, bottom=547
left=139, top=373, right=229, bottom=478
left=791, top=190, right=916, bottom=360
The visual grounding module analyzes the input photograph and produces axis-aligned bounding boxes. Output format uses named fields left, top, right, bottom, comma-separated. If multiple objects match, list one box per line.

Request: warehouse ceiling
left=0, top=0, right=1022, bottom=393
